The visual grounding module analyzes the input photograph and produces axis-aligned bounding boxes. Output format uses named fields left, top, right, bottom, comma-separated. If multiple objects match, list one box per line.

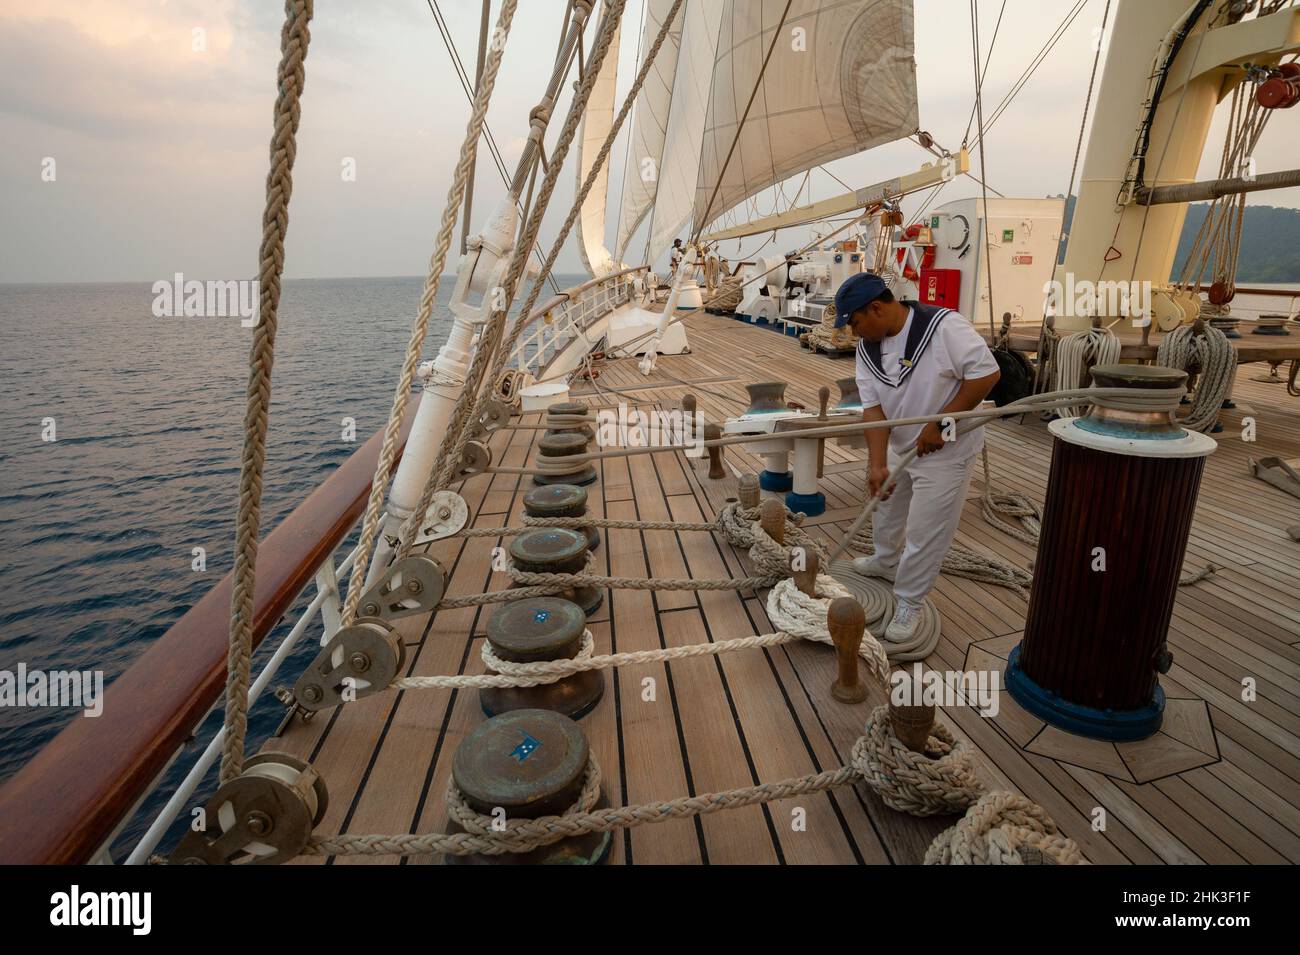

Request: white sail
left=576, top=5, right=623, bottom=277
left=693, top=0, right=918, bottom=237
left=643, top=0, right=725, bottom=264
left=614, top=0, right=688, bottom=263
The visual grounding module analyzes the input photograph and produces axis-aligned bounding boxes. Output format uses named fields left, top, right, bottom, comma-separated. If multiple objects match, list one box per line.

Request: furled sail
left=692, top=0, right=919, bottom=237
left=641, top=0, right=725, bottom=264
left=614, top=0, right=686, bottom=263
left=575, top=5, right=622, bottom=277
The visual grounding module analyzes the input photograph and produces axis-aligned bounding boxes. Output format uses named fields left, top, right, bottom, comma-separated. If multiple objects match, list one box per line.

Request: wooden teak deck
left=268, top=311, right=1300, bottom=865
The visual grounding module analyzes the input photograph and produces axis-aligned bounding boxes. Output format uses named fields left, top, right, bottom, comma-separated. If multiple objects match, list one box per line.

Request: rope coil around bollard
left=853, top=705, right=984, bottom=817
left=924, top=790, right=1086, bottom=865
left=746, top=515, right=828, bottom=579
left=303, top=710, right=1056, bottom=859
left=765, top=577, right=890, bottom=689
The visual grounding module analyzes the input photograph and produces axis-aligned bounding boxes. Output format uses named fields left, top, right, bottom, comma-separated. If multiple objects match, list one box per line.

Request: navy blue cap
left=834, top=271, right=888, bottom=327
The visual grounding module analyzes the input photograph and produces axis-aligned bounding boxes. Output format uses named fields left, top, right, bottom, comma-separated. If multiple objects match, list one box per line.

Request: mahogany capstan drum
left=1006, top=365, right=1216, bottom=741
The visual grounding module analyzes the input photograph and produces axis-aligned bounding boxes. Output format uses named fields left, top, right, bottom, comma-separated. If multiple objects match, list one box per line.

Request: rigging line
left=970, top=0, right=1089, bottom=150
left=459, top=0, right=491, bottom=257
left=691, top=0, right=796, bottom=244
left=428, top=0, right=561, bottom=294
left=970, top=0, right=997, bottom=341
left=1124, top=4, right=1215, bottom=288
left=818, top=163, right=852, bottom=193
left=1049, top=0, right=1111, bottom=295
left=616, top=0, right=650, bottom=252
left=960, top=0, right=1008, bottom=146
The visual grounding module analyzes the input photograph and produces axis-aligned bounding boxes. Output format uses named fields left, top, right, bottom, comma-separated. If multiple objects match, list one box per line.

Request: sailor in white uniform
left=833, top=272, right=1001, bottom=643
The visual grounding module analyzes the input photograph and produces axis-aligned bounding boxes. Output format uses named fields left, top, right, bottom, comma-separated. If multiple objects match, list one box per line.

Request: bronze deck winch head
left=545, top=400, right=595, bottom=439
left=524, top=482, right=599, bottom=551
left=1076, top=364, right=1189, bottom=441
left=509, top=527, right=602, bottom=615
left=533, top=431, right=597, bottom=486
left=835, top=376, right=862, bottom=410
left=744, top=381, right=788, bottom=415
left=480, top=597, right=604, bottom=720
left=447, top=709, right=610, bottom=865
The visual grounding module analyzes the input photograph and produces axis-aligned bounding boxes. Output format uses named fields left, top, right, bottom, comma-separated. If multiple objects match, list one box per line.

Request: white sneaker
left=885, top=601, right=923, bottom=642
left=852, top=555, right=897, bottom=580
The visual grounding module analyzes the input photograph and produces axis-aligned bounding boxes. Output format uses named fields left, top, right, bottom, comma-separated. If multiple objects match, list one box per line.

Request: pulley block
left=477, top=398, right=513, bottom=435
left=458, top=440, right=493, bottom=476
left=357, top=553, right=447, bottom=620
left=171, top=753, right=327, bottom=865
left=294, top=616, right=405, bottom=711
left=413, top=491, right=469, bottom=544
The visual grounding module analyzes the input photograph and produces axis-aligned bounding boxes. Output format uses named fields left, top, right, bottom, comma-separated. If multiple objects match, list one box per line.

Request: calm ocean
left=0, top=274, right=583, bottom=858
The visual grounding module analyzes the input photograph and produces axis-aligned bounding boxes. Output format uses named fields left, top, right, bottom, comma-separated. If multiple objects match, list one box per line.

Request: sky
left=1, top=0, right=1297, bottom=284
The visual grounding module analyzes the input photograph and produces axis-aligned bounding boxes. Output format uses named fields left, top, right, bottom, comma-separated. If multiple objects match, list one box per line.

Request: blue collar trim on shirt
left=856, top=301, right=950, bottom=388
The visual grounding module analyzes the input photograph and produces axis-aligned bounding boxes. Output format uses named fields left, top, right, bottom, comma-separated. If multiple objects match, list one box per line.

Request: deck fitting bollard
left=447, top=709, right=610, bottom=866
left=524, top=483, right=599, bottom=552
left=793, top=551, right=820, bottom=597
left=738, top=473, right=760, bottom=509
left=509, top=528, right=602, bottom=615
left=827, top=597, right=868, bottom=704
left=544, top=400, right=595, bottom=440
left=704, top=423, right=726, bottom=479
left=889, top=670, right=936, bottom=752
left=533, top=432, right=597, bottom=487
left=480, top=597, right=604, bottom=720
left=759, top=497, right=786, bottom=546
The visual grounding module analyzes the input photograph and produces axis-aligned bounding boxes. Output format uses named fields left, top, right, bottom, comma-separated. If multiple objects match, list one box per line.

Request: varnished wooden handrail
left=0, top=399, right=420, bottom=864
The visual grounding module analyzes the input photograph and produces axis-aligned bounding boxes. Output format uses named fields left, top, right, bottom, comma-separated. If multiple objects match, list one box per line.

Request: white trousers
left=871, top=449, right=976, bottom=604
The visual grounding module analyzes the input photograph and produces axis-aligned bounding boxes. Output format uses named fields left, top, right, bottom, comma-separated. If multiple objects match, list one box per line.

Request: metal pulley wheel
left=413, top=490, right=469, bottom=544
left=294, top=616, right=406, bottom=711
left=357, top=554, right=447, bottom=620
left=171, top=753, right=328, bottom=865
left=458, top=439, right=492, bottom=476
left=478, top=398, right=513, bottom=435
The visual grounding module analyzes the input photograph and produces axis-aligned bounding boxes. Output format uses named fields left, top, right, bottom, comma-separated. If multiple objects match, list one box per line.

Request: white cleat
left=884, top=601, right=923, bottom=643
left=851, top=555, right=897, bottom=580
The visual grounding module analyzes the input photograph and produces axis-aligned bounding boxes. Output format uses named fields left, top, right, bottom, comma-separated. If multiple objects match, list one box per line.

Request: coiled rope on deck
left=1156, top=322, right=1237, bottom=433
left=924, top=790, right=1086, bottom=865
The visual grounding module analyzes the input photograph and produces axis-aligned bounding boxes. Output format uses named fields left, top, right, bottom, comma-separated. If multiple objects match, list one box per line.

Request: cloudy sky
left=1, top=0, right=1296, bottom=284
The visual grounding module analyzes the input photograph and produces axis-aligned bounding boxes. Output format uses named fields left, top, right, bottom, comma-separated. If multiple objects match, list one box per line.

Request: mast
left=1059, top=0, right=1300, bottom=332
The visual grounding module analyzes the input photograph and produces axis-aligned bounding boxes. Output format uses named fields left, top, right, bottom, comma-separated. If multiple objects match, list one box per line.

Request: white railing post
left=313, top=558, right=343, bottom=643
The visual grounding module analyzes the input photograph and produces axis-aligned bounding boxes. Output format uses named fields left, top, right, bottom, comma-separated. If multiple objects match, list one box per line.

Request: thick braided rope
left=222, top=0, right=313, bottom=785
left=340, top=0, right=520, bottom=624
left=746, top=518, right=828, bottom=580
left=476, top=0, right=685, bottom=401
left=1052, top=327, right=1121, bottom=418
left=506, top=563, right=776, bottom=593
left=1156, top=322, right=1237, bottom=433
left=305, top=758, right=857, bottom=857
left=444, top=755, right=604, bottom=844
left=853, top=706, right=984, bottom=816
left=979, top=444, right=1041, bottom=545
left=717, top=500, right=804, bottom=550
left=850, top=516, right=1031, bottom=599
left=394, top=629, right=798, bottom=691
left=924, top=790, right=1086, bottom=865
left=414, top=2, right=627, bottom=520
left=765, top=577, right=891, bottom=689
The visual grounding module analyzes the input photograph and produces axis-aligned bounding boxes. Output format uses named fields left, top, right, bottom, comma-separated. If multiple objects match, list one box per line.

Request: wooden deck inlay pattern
left=268, top=311, right=1300, bottom=865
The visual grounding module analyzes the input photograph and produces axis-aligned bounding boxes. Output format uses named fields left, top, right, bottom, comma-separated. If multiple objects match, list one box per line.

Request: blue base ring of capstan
left=1005, top=644, right=1165, bottom=742
left=759, top=469, right=793, bottom=492
left=785, top=490, right=825, bottom=517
